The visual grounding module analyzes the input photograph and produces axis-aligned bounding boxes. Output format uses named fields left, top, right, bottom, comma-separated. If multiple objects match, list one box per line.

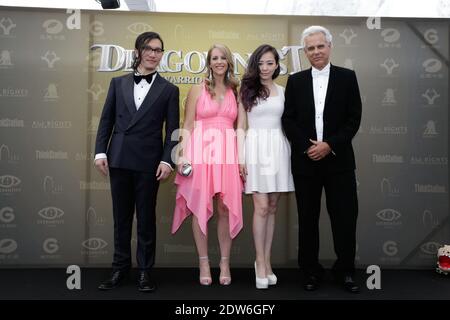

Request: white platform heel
left=254, top=262, right=269, bottom=289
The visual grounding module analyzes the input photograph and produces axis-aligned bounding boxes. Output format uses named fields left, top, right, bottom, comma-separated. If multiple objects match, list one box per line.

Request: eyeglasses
left=142, top=45, right=164, bottom=55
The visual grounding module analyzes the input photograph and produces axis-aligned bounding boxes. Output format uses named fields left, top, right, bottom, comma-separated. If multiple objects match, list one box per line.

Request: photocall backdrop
left=0, top=7, right=448, bottom=269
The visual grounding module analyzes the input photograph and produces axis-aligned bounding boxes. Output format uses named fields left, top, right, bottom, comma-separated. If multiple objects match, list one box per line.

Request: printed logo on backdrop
left=421, top=58, right=443, bottom=79
left=422, top=210, right=439, bottom=229
left=43, top=176, right=63, bottom=194
left=174, top=24, right=193, bottom=41
left=420, top=241, right=441, bottom=258
left=422, top=29, right=440, bottom=49
left=79, top=180, right=110, bottom=190
left=376, top=209, right=402, bottom=228
left=41, top=19, right=66, bottom=41
left=41, top=238, right=62, bottom=260
left=339, top=28, right=357, bottom=45
left=0, top=207, right=16, bottom=228
left=41, top=51, right=61, bottom=69
left=90, top=21, right=104, bottom=37
left=0, top=50, right=13, bottom=69
left=421, top=88, right=440, bottom=107
left=0, top=17, right=16, bottom=37
left=85, top=50, right=102, bottom=72
left=37, top=206, right=65, bottom=226
left=381, top=88, right=397, bottom=106
left=379, top=28, right=401, bottom=48
left=369, top=125, right=407, bottom=135
left=380, top=58, right=399, bottom=76
left=0, top=144, right=20, bottom=164
left=372, top=154, right=404, bottom=164
left=0, top=118, right=24, bottom=128
left=414, top=184, right=447, bottom=194
left=381, top=178, right=400, bottom=197
left=35, top=150, right=69, bottom=160
left=381, top=240, right=400, bottom=263
left=127, top=22, right=152, bottom=37
left=75, top=152, right=95, bottom=161
left=0, top=238, right=19, bottom=261
left=0, top=175, right=21, bottom=194
left=81, top=238, right=108, bottom=257
left=0, top=87, right=28, bottom=98
left=86, top=207, right=106, bottom=227
left=43, top=83, right=59, bottom=102
left=32, top=121, right=72, bottom=129
left=422, top=120, right=439, bottom=138
left=410, top=155, right=447, bottom=166
left=86, top=84, right=105, bottom=102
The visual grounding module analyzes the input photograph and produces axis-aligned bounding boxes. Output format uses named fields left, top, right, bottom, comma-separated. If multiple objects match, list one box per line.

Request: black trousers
left=293, top=170, right=358, bottom=277
left=109, top=167, right=159, bottom=272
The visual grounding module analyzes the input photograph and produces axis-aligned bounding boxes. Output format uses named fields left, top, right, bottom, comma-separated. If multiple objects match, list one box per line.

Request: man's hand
left=156, top=163, right=172, bottom=181
left=94, top=158, right=109, bottom=176
left=307, top=139, right=331, bottom=161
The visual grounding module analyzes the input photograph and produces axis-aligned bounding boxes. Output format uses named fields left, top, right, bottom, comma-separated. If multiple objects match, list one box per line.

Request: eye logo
left=0, top=175, right=21, bottom=188
left=381, top=28, right=400, bottom=43
left=127, top=23, right=152, bottom=35
left=42, top=19, right=63, bottom=34
left=82, top=238, right=107, bottom=250
left=0, top=207, right=14, bottom=223
left=423, top=59, right=442, bottom=73
left=420, top=242, right=441, bottom=255
left=376, top=209, right=401, bottom=222
left=43, top=238, right=59, bottom=254
left=38, top=207, right=64, bottom=220
left=0, top=238, right=17, bottom=254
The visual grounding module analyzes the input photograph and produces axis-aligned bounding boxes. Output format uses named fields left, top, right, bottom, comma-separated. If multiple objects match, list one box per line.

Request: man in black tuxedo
left=94, top=32, right=179, bottom=292
left=282, top=26, right=362, bottom=293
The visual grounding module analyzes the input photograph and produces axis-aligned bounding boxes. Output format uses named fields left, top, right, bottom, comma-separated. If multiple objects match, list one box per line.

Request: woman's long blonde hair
left=204, top=44, right=239, bottom=100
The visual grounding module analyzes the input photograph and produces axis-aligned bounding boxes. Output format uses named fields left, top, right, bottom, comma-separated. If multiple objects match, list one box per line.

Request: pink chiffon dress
left=172, top=84, right=243, bottom=238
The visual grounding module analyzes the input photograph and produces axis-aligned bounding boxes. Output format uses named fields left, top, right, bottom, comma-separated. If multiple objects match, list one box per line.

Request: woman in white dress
left=237, top=44, right=294, bottom=289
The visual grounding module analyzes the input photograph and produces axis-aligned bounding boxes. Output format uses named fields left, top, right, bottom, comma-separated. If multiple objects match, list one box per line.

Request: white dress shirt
left=95, top=73, right=173, bottom=170
left=311, top=63, right=330, bottom=142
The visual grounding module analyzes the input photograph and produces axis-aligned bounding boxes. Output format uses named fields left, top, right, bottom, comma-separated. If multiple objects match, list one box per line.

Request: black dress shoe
left=304, top=275, right=321, bottom=291
left=98, top=270, right=126, bottom=290
left=138, top=271, right=156, bottom=292
left=343, top=275, right=360, bottom=293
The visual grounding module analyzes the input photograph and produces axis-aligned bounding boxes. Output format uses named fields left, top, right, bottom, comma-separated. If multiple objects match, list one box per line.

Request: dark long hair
left=239, top=44, right=280, bottom=111
left=131, top=31, right=164, bottom=72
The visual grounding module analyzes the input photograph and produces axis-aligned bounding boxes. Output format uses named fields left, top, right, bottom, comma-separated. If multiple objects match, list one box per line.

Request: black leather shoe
left=138, top=271, right=156, bottom=292
left=343, top=275, right=360, bottom=293
left=98, top=270, right=126, bottom=290
left=304, top=275, right=321, bottom=291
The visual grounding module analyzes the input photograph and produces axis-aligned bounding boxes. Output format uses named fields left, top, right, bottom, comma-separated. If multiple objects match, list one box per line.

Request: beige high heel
left=219, top=257, right=232, bottom=286
left=199, top=256, right=212, bottom=286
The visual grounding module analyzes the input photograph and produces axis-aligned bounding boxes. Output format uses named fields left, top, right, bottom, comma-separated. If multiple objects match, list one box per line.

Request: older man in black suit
left=94, top=32, right=179, bottom=292
left=282, top=25, right=362, bottom=293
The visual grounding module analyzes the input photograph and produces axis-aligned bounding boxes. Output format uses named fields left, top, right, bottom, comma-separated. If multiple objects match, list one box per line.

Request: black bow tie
left=134, top=72, right=156, bottom=84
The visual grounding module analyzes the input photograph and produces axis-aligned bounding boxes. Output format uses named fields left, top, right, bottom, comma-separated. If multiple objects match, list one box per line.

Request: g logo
left=383, top=241, right=398, bottom=256
left=0, top=207, right=14, bottom=223
left=424, top=29, right=438, bottom=45
left=43, top=238, right=59, bottom=254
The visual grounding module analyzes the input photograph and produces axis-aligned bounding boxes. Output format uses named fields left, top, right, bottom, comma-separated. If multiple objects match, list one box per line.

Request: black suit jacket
left=95, top=73, right=180, bottom=173
left=282, top=64, right=362, bottom=176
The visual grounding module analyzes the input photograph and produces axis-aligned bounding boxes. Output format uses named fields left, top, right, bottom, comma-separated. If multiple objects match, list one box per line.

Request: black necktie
left=134, top=72, right=156, bottom=84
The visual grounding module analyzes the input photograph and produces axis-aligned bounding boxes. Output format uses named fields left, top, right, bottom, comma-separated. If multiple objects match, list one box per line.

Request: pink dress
left=172, top=85, right=243, bottom=239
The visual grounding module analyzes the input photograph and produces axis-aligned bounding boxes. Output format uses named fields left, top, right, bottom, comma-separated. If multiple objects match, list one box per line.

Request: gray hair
left=301, top=25, right=333, bottom=48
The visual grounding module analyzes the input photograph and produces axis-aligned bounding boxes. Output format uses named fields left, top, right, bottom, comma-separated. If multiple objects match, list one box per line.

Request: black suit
left=282, top=64, right=361, bottom=277
left=95, top=73, right=179, bottom=271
